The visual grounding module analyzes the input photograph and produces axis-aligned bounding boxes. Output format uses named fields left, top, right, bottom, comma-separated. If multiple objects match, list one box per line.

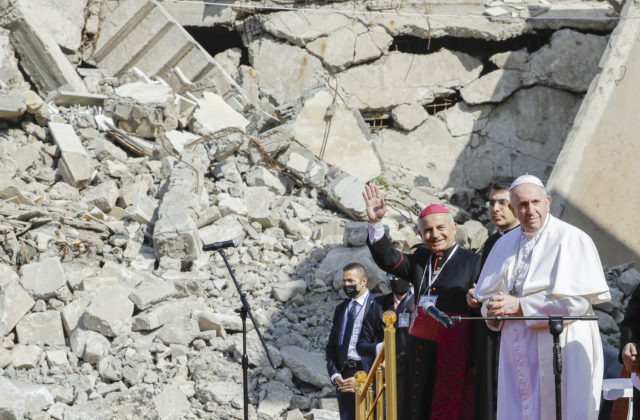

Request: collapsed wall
left=0, top=0, right=633, bottom=418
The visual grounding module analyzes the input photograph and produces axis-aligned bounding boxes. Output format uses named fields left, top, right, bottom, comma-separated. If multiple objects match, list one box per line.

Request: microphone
left=422, top=302, right=454, bottom=329
left=202, top=238, right=239, bottom=251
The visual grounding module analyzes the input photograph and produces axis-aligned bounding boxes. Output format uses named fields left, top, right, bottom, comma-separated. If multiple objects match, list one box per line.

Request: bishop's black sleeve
left=366, top=233, right=412, bottom=281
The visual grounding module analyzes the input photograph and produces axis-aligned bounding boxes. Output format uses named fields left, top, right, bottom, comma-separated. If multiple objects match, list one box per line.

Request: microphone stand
left=450, top=314, right=598, bottom=420
left=207, top=248, right=276, bottom=420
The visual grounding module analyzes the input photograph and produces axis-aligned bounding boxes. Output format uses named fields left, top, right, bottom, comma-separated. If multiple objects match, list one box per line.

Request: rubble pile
left=0, top=0, right=630, bottom=418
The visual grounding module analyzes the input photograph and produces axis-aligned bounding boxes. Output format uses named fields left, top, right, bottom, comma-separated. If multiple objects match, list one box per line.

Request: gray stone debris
left=391, top=103, right=428, bottom=132
left=20, top=258, right=67, bottom=300
left=0, top=281, right=35, bottom=336
left=280, top=346, right=331, bottom=389
left=15, top=311, right=65, bottom=346
left=82, top=287, right=134, bottom=337
left=154, top=384, right=190, bottom=420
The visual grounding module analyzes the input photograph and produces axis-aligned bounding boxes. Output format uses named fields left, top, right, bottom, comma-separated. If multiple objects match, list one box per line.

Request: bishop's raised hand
left=362, top=183, right=386, bottom=224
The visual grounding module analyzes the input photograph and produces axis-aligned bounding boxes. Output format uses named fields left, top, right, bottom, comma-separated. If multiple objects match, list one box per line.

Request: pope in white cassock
left=474, top=175, right=611, bottom=420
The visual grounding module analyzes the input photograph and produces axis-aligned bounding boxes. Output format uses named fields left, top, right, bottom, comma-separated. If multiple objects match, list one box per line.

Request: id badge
left=398, top=313, right=410, bottom=328
left=418, top=295, right=438, bottom=306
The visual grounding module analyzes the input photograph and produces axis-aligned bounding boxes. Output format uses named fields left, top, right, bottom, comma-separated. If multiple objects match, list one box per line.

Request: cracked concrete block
left=0, top=281, right=35, bottom=336
left=391, top=103, right=428, bottom=131
left=455, top=220, right=489, bottom=251
left=0, top=376, right=53, bottom=417
left=280, top=346, right=331, bottom=389
left=127, top=191, right=158, bottom=225
left=82, top=287, right=134, bottom=337
left=306, top=26, right=358, bottom=71
left=11, top=344, right=43, bottom=369
left=292, top=89, right=381, bottom=183
left=196, top=312, right=227, bottom=339
left=199, top=215, right=246, bottom=248
left=20, top=258, right=66, bottom=300
left=0, top=93, right=26, bottom=119
left=45, top=350, right=68, bottom=368
left=83, top=331, right=110, bottom=364
left=461, top=69, right=523, bottom=105
left=374, top=116, right=469, bottom=189
left=337, top=50, right=482, bottom=111
left=217, top=194, right=248, bottom=217
left=83, top=179, right=119, bottom=213
left=16, top=311, right=65, bottom=346
left=249, top=39, right=328, bottom=106
left=527, top=29, right=608, bottom=93
left=354, top=26, right=392, bottom=64
left=272, top=280, right=306, bottom=303
left=48, top=122, right=93, bottom=188
left=325, top=172, right=367, bottom=220
left=439, top=102, right=490, bottom=138
left=192, top=91, right=248, bottom=134
left=245, top=166, right=285, bottom=195
left=258, top=381, right=293, bottom=420
left=212, top=158, right=242, bottom=183
left=244, top=186, right=277, bottom=228
left=156, top=317, right=199, bottom=346
left=129, top=280, right=177, bottom=311
left=490, top=48, right=529, bottom=71
left=132, top=300, right=205, bottom=331
left=154, top=384, right=190, bottom=420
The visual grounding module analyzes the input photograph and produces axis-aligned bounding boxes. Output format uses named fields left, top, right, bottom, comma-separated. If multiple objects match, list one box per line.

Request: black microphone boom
left=423, top=302, right=455, bottom=329
left=202, top=238, right=239, bottom=251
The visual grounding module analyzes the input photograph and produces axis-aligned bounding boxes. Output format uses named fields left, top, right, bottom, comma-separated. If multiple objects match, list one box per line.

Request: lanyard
left=416, top=244, right=459, bottom=297
left=394, top=289, right=413, bottom=313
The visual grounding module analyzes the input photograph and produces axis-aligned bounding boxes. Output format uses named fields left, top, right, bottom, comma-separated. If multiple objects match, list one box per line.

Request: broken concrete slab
left=292, top=89, right=381, bottom=183
left=82, top=286, right=134, bottom=337
left=127, top=191, right=158, bottom=225
left=199, top=215, right=246, bottom=248
left=48, top=121, right=92, bottom=188
left=248, top=38, right=329, bottom=106
left=262, top=11, right=353, bottom=46
left=461, top=69, right=523, bottom=104
left=191, top=91, right=249, bottom=134
left=490, top=48, right=529, bottom=71
left=132, top=299, right=206, bottom=331
left=438, top=102, right=490, bottom=138
left=337, top=50, right=483, bottom=111
left=83, top=179, right=119, bottom=213
left=16, top=0, right=88, bottom=53
left=391, top=103, right=428, bottom=131
left=20, top=257, right=67, bottom=300
left=7, top=16, right=87, bottom=97
left=245, top=166, right=286, bottom=195
left=129, top=280, right=177, bottom=311
left=0, top=281, right=35, bottom=336
left=325, top=172, right=367, bottom=219
left=16, top=310, right=65, bottom=346
left=154, top=384, right=190, bottom=420
left=156, top=317, right=199, bottom=346
left=272, top=280, right=307, bottom=303
left=527, top=29, right=608, bottom=93
left=280, top=346, right=330, bottom=389
left=374, top=117, right=470, bottom=189
left=0, top=377, right=54, bottom=417
left=0, top=93, right=26, bottom=119
left=11, top=344, right=43, bottom=369
left=258, top=381, right=293, bottom=420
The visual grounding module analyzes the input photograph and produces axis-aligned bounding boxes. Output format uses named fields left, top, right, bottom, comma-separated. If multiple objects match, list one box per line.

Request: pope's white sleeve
left=520, top=293, right=590, bottom=329
left=481, top=300, right=503, bottom=332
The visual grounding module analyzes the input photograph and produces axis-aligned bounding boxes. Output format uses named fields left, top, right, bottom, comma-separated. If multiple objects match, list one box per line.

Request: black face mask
left=389, top=277, right=411, bottom=295
left=343, top=283, right=360, bottom=299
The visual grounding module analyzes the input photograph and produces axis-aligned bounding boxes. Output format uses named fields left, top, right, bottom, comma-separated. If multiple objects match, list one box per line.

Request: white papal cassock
left=474, top=215, right=611, bottom=420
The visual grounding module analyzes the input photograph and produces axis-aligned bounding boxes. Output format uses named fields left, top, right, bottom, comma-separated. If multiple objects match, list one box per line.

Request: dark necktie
left=339, top=301, right=358, bottom=367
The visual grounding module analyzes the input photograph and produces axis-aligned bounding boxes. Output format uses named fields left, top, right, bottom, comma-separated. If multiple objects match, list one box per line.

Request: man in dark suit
left=466, top=181, right=519, bottom=420
left=357, top=272, right=415, bottom=419
left=362, top=184, right=482, bottom=420
left=326, top=262, right=377, bottom=420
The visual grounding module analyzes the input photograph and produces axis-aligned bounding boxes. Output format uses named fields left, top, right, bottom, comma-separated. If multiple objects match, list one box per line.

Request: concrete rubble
left=0, top=0, right=628, bottom=418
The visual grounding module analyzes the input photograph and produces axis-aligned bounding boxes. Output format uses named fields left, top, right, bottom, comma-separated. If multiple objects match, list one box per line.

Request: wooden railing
left=355, top=310, right=397, bottom=420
